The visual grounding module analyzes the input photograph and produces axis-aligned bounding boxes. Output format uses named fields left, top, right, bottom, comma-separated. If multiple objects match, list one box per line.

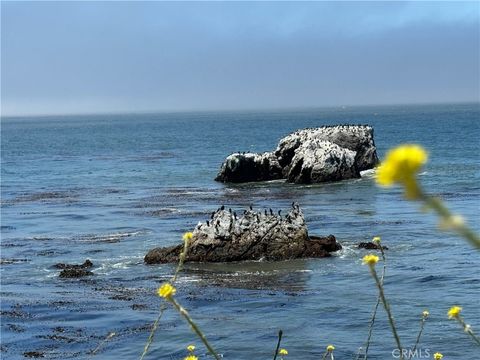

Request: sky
left=1, top=1, right=479, bottom=116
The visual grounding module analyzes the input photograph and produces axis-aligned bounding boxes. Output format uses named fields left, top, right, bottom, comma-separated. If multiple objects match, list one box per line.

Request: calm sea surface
left=1, top=104, right=479, bottom=359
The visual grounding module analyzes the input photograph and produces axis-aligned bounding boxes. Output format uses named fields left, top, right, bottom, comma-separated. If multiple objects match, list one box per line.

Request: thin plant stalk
left=170, top=298, right=221, bottom=360
left=321, top=351, right=334, bottom=360
left=362, top=246, right=387, bottom=360
left=454, top=316, right=480, bottom=346
left=139, top=304, right=168, bottom=360
left=272, top=330, right=283, bottom=360
left=410, top=315, right=427, bottom=359
left=89, top=332, right=116, bottom=357
left=369, top=266, right=404, bottom=360
left=422, top=195, right=480, bottom=249
left=140, top=238, right=190, bottom=360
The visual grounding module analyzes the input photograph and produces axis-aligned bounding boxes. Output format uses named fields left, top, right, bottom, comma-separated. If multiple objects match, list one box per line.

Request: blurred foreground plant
left=140, top=232, right=220, bottom=360
left=447, top=306, right=480, bottom=345
left=376, top=144, right=480, bottom=249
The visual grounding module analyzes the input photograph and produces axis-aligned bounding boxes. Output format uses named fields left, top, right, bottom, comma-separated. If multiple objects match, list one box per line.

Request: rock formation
left=358, top=242, right=388, bottom=250
left=215, top=125, right=379, bottom=184
left=55, top=259, right=94, bottom=278
left=145, top=205, right=341, bottom=264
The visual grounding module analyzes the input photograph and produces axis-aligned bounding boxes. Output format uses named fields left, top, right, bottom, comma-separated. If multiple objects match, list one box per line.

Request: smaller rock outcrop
left=59, top=269, right=94, bottom=278
left=145, top=205, right=341, bottom=264
left=54, top=259, right=93, bottom=270
left=55, top=259, right=94, bottom=278
left=358, top=242, right=388, bottom=250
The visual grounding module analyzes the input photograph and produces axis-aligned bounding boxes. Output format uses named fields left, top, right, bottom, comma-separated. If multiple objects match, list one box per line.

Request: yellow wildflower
left=184, top=356, right=198, bottom=360
left=376, top=144, right=428, bottom=199
left=372, top=236, right=381, bottom=244
left=157, top=282, right=176, bottom=299
left=326, top=344, right=335, bottom=352
left=278, top=348, right=288, bottom=355
left=183, top=232, right=194, bottom=241
left=362, top=254, right=379, bottom=266
left=433, top=352, right=443, bottom=360
left=187, top=345, right=195, bottom=352
left=422, top=310, right=429, bottom=318
left=447, top=306, right=462, bottom=319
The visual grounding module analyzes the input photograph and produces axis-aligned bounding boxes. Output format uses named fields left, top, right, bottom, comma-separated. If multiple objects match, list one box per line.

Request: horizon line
left=2, top=100, right=479, bottom=119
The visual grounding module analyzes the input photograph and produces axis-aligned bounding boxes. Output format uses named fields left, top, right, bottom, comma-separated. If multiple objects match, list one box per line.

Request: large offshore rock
left=145, top=206, right=341, bottom=264
left=215, top=125, right=379, bottom=184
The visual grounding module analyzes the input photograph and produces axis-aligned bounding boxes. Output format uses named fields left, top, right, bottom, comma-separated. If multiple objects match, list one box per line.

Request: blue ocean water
left=1, top=103, right=479, bottom=360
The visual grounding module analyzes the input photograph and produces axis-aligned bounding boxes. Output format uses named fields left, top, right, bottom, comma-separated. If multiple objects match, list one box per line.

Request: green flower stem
left=140, top=238, right=191, bottom=360
left=170, top=298, right=221, bottom=360
left=272, top=330, right=283, bottom=360
left=422, top=195, right=480, bottom=249
left=140, top=303, right=168, bottom=360
left=410, top=316, right=427, bottom=359
left=321, top=351, right=334, bottom=360
left=369, top=265, right=404, bottom=360
left=89, top=331, right=116, bottom=357
left=455, top=316, right=480, bottom=346
left=363, top=246, right=387, bottom=360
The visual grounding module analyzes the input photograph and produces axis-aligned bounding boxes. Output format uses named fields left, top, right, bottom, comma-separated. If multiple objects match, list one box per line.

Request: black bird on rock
left=206, top=220, right=210, bottom=227
left=249, top=205, right=253, bottom=211
left=269, top=208, right=273, bottom=216
left=220, top=205, right=225, bottom=211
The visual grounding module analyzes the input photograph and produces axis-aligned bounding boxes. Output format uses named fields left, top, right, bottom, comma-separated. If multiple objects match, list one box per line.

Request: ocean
left=1, top=103, right=479, bottom=359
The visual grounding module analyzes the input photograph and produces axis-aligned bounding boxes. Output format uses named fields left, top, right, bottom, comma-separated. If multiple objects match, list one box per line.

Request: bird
left=206, top=220, right=210, bottom=227
left=291, top=201, right=295, bottom=208
left=249, top=205, right=253, bottom=211
left=278, top=210, right=282, bottom=216
left=233, top=212, right=237, bottom=220
left=229, top=208, right=232, bottom=214
left=210, top=212, right=215, bottom=219
left=220, top=205, right=225, bottom=211
left=269, top=208, right=273, bottom=216
left=264, top=209, right=267, bottom=216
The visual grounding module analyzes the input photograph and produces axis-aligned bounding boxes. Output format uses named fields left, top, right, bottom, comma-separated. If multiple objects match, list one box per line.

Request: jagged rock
left=59, top=269, right=94, bottom=278
left=54, top=259, right=93, bottom=270
left=145, top=205, right=341, bottom=264
left=55, top=259, right=94, bottom=278
left=214, top=152, right=282, bottom=183
left=215, top=125, right=379, bottom=184
left=358, top=242, right=388, bottom=250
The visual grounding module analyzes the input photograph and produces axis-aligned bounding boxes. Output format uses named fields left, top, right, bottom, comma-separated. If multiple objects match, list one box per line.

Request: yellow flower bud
left=183, top=232, right=194, bottom=241
left=447, top=305, right=462, bottom=319
left=362, top=254, right=379, bottom=266
left=157, top=282, right=176, bottom=299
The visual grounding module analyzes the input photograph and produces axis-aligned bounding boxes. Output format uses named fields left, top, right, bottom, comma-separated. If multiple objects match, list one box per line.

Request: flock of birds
left=201, top=202, right=302, bottom=230
left=228, top=125, right=371, bottom=158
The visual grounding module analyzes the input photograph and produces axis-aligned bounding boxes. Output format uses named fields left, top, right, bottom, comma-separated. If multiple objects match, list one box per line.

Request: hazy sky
left=1, top=1, right=479, bottom=116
